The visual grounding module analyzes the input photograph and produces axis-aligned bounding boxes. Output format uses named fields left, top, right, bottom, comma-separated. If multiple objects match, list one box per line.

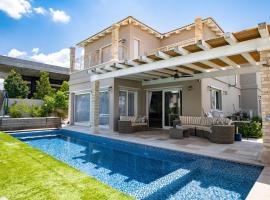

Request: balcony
left=74, top=44, right=127, bottom=71
left=146, top=38, right=196, bottom=55
left=74, top=38, right=196, bottom=72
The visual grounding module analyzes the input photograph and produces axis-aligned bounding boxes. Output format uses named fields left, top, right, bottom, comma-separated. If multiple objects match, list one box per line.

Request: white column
left=195, top=17, right=203, bottom=42
left=260, top=50, right=270, bottom=164
left=70, top=47, right=75, bottom=73
left=111, top=24, right=120, bottom=61
left=68, top=92, right=74, bottom=125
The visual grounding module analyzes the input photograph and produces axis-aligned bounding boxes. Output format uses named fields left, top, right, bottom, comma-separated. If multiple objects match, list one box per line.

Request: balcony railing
left=74, top=38, right=196, bottom=71
left=75, top=44, right=127, bottom=70
left=145, top=38, right=196, bottom=55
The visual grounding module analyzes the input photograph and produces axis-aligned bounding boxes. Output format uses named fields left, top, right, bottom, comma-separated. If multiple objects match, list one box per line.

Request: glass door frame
left=146, top=87, right=182, bottom=129
left=162, top=89, right=182, bottom=129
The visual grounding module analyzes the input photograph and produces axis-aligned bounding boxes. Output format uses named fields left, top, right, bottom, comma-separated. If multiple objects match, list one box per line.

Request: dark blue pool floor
left=15, top=130, right=263, bottom=200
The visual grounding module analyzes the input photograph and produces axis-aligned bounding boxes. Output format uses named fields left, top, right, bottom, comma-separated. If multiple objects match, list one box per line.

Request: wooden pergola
left=88, top=23, right=270, bottom=164
left=89, top=23, right=269, bottom=83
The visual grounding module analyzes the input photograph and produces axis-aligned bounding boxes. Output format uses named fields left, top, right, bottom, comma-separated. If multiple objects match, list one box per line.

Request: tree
left=34, top=71, right=55, bottom=99
left=4, top=70, right=29, bottom=98
left=59, top=81, right=69, bottom=93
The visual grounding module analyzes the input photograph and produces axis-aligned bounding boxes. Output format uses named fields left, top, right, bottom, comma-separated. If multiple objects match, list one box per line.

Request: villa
left=2, top=15, right=270, bottom=200
left=68, top=16, right=264, bottom=133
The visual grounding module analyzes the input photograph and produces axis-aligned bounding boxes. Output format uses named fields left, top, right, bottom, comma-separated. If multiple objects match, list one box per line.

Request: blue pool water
left=13, top=130, right=263, bottom=200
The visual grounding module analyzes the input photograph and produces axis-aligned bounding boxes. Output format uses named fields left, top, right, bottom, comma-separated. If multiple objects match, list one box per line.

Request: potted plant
left=234, top=126, right=242, bottom=141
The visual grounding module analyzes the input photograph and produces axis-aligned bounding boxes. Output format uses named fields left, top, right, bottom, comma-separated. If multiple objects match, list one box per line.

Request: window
left=119, top=90, right=137, bottom=116
left=239, top=95, right=241, bottom=109
left=210, top=89, right=222, bottom=110
left=101, top=45, right=112, bottom=63
left=99, top=91, right=110, bottom=128
left=133, top=39, right=140, bottom=58
left=74, top=93, right=90, bottom=124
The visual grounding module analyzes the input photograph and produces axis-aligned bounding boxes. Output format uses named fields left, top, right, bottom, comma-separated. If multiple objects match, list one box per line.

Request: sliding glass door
left=147, top=89, right=182, bottom=128
left=148, top=91, right=163, bottom=128
left=74, top=93, right=90, bottom=126
left=99, top=91, right=110, bottom=128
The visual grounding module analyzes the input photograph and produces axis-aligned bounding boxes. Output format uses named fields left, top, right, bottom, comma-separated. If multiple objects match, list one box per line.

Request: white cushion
left=120, top=116, right=137, bottom=122
left=196, top=125, right=211, bottom=132
left=131, top=123, right=147, bottom=126
left=182, top=125, right=196, bottom=129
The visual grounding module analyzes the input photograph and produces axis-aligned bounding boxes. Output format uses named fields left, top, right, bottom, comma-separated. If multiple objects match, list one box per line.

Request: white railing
left=146, top=38, right=196, bottom=55
left=74, top=56, right=84, bottom=71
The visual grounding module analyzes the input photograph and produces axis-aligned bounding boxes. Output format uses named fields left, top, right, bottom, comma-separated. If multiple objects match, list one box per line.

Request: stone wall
left=0, top=117, right=61, bottom=131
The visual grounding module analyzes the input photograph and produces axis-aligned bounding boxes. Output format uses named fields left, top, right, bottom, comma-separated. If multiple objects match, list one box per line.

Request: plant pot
left=235, top=133, right=242, bottom=141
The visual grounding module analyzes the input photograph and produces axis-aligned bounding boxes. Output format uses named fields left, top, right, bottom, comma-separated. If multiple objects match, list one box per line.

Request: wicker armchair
left=210, top=125, right=235, bottom=144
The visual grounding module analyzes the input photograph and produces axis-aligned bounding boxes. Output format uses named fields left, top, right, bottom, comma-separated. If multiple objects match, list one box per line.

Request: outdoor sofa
left=118, top=116, right=148, bottom=133
left=171, top=116, right=235, bottom=144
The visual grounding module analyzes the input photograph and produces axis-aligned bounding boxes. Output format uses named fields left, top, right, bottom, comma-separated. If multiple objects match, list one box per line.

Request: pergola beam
left=91, top=37, right=270, bottom=81
left=197, top=39, right=231, bottom=69
left=155, top=51, right=171, bottom=60
left=173, top=66, right=194, bottom=75
left=142, top=64, right=260, bottom=85
left=224, top=32, right=257, bottom=65
left=173, top=46, right=189, bottom=55
left=258, top=22, right=269, bottom=38
left=124, top=60, right=139, bottom=67
left=157, top=68, right=177, bottom=75
left=139, top=55, right=154, bottom=63
left=184, top=64, right=208, bottom=72
left=219, top=56, right=239, bottom=68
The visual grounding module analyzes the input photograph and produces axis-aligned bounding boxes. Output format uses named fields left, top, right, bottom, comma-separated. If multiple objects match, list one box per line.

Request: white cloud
left=32, top=47, right=39, bottom=54
left=0, top=0, right=31, bottom=19
left=49, top=8, right=70, bottom=23
left=33, top=7, right=46, bottom=15
left=7, top=48, right=27, bottom=58
left=30, top=48, right=70, bottom=67
left=0, top=1, right=71, bottom=24
left=6, top=48, right=70, bottom=67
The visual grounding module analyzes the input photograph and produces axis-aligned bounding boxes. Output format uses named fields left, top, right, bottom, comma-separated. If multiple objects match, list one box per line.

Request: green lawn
left=0, top=132, right=133, bottom=200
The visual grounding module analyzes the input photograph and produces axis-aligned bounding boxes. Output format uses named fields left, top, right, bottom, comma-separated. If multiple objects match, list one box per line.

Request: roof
left=77, top=16, right=224, bottom=47
left=0, top=55, right=69, bottom=80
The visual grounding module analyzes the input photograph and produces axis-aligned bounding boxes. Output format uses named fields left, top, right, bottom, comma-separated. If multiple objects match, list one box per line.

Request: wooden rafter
left=223, top=32, right=257, bottom=65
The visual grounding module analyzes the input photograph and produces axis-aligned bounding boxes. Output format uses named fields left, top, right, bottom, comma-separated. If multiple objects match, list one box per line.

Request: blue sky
left=0, top=0, right=269, bottom=67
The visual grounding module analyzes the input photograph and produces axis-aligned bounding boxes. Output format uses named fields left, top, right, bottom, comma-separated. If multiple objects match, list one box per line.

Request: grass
left=0, top=132, right=133, bottom=200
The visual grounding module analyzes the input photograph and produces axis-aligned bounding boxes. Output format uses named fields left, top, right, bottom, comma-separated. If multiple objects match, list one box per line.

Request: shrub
left=8, top=103, right=22, bottom=118
left=59, top=81, right=69, bottom=93
left=40, top=95, right=55, bottom=117
left=34, top=71, right=55, bottom=99
left=30, top=105, right=42, bottom=117
left=251, top=116, right=262, bottom=125
left=8, top=102, right=31, bottom=118
left=4, top=70, right=29, bottom=98
left=239, top=121, right=262, bottom=138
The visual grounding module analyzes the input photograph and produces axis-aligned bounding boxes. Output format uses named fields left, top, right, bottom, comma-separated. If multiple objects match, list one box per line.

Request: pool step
left=18, top=134, right=59, bottom=140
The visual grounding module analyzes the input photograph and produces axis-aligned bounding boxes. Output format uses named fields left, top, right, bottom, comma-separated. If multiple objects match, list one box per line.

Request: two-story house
left=68, top=16, right=262, bottom=131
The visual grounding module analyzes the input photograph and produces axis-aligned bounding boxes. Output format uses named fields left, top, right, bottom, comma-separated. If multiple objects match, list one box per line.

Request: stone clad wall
left=0, top=117, right=61, bottom=131
left=260, top=50, right=270, bottom=164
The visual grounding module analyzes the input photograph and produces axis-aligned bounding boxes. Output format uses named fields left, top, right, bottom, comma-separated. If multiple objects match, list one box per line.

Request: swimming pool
left=13, top=129, right=262, bottom=200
